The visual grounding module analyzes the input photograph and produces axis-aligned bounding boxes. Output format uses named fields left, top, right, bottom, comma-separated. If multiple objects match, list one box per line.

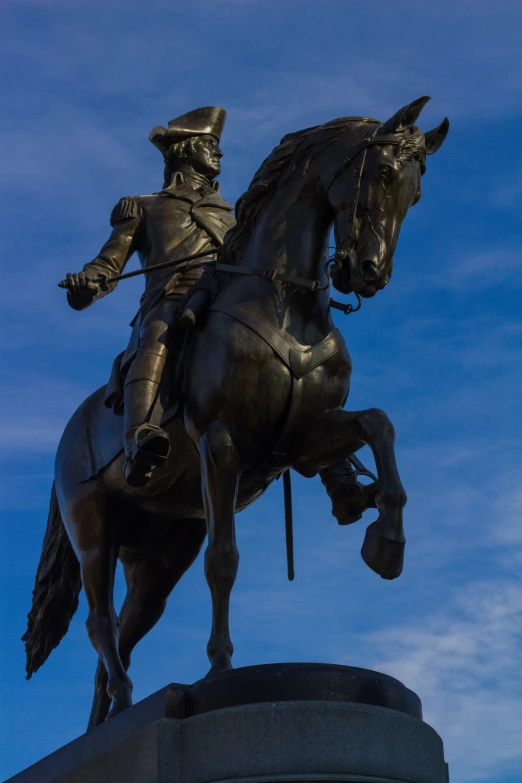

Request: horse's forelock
left=397, top=126, right=427, bottom=173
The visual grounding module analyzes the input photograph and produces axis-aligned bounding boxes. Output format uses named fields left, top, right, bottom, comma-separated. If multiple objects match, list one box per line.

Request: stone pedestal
left=5, top=664, right=449, bottom=783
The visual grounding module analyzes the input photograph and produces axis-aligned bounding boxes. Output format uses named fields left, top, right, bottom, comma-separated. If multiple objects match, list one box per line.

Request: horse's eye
left=378, top=165, right=390, bottom=181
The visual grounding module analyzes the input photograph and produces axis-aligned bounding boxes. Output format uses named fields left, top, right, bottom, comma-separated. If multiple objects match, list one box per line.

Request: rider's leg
left=320, top=458, right=377, bottom=526
left=123, top=298, right=179, bottom=486
left=123, top=350, right=165, bottom=433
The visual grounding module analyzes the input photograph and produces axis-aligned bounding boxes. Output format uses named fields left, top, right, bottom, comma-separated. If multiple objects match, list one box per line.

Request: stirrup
left=124, top=424, right=170, bottom=488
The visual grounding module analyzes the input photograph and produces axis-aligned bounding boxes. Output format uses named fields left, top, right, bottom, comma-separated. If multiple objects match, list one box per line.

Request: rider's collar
left=166, top=170, right=220, bottom=193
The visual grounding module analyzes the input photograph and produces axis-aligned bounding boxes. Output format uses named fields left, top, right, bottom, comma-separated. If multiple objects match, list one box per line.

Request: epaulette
left=110, top=197, right=139, bottom=227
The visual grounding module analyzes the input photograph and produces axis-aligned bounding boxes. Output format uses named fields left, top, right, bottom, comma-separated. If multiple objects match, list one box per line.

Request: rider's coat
left=71, top=172, right=236, bottom=413
left=72, top=172, right=236, bottom=316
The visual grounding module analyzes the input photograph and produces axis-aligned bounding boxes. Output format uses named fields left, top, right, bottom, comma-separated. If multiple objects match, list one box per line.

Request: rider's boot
left=320, top=459, right=377, bottom=525
left=123, top=352, right=170, bottom=488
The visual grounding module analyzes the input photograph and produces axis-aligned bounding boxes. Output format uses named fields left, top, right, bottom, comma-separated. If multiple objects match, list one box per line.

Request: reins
left=58, top=248, right=363, bottom=317
left=214, top=261, right=328, bottom=292
left=215, top=257, right=362, bottom=316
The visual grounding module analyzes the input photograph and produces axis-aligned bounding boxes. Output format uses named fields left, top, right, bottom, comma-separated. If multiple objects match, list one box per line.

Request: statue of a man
left=63, top=107, right=236, bottom=487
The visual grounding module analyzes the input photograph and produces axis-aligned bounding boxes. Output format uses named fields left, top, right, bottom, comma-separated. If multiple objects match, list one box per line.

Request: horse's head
left=327, top=97, right=449, bottom=297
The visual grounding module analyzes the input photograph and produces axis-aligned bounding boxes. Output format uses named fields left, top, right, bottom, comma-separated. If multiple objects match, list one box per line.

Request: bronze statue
left=23, top=97, right=449, bottom=730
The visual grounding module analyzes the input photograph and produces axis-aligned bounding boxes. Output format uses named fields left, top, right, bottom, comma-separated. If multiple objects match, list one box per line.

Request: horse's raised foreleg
left=293, top=408, right=407, bottom=579
left=201, top=422, right=241, bottom=672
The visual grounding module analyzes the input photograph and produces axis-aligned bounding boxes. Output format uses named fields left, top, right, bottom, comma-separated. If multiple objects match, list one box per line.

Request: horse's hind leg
left=81, top=533, right=133, bottom=723
left=200, top=422, right=241, bottom=672
left=118, top=519, right=207, bottom=685
left=89, top=658, right=110, bottom=729
left=88, top=518, right=207, bottom=726
left=58, top=482, right=132, bottom=730
left=293, top=408, right=407, bottom=579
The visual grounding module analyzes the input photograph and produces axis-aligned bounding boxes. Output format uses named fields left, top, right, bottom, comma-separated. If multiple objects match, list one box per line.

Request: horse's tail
left=22, top=482, right=82, bottom=679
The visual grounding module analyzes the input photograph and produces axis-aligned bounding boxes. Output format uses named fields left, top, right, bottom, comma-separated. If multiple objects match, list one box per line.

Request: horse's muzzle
left=361, top=259, right=380, bottom=281
left=351, top=259, right=390, bottom=298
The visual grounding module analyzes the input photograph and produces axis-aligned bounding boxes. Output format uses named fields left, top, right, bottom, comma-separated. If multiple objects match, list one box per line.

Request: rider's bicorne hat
left=149, top=106, right=226, bottom=156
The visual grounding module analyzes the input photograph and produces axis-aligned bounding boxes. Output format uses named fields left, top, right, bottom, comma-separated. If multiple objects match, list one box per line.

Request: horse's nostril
left=361, top=260, right=379, bottom=281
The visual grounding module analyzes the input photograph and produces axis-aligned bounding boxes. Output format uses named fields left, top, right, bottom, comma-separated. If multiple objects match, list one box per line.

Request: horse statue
left=23, top=96, right=448, bottom=730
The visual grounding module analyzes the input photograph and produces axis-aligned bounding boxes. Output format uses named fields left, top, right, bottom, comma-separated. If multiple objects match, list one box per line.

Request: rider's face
left=188, top=135, right=223, bottom=179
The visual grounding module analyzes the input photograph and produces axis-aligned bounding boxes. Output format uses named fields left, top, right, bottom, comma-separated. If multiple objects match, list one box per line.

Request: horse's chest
left=289, top=349, right=352, bottom=424
left=210, top=303, right=351, bottom=383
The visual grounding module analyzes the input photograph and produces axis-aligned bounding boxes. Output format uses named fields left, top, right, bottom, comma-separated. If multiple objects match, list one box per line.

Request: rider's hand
left=65, top=272, right=101, bottom=295
left=64, top=271, right=102, bottom=309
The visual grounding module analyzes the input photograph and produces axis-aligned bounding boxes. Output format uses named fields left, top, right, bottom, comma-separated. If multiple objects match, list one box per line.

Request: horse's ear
left=378, top=96, right=431, bottom=135
left=424, top=117, right=450, bottom=155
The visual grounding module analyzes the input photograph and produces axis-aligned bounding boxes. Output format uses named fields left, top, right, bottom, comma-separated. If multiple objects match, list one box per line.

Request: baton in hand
left=57, top=249, right=217, bottom=289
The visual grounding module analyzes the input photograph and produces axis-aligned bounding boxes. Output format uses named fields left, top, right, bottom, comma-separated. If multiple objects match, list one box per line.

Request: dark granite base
left=5, top=663, right=449, bottom=783
left=185, top=662, right=422, bottom=718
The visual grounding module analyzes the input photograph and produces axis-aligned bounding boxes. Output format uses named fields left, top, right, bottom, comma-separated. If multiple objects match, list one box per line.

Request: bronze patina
left=24, top=98, right=449, bottom=729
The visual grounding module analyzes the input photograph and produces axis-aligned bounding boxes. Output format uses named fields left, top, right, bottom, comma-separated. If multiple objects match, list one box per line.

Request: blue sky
left=1, top=1, right=521, bottom=781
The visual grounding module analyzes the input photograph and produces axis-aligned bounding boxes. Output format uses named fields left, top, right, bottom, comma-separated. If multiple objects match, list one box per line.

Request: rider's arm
left=67, top=197, right=142, bottom=311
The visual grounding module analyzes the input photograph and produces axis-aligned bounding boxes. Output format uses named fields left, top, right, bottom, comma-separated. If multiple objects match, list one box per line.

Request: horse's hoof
left=361, top=521, right=405, bottom=580
left=106, top=704, right=127, bottom=721
left=106, top=676, right=133, bottom=721
left=106, top=694, right=132, bottom=721
left=206, top=657, right=234, bottom=677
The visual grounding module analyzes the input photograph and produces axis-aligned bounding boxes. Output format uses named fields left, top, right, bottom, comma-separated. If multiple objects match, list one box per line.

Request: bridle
left=326, top=124, right=402, bottom=267
left=216, top=127, right=403, bottom=316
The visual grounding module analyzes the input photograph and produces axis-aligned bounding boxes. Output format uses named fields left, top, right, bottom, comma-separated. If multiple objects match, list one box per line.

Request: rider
left=64, top=107, right=236, bottom=487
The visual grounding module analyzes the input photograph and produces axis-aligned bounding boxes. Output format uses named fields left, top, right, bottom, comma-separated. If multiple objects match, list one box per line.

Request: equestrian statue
left=23, top=98, right=449, bottom=729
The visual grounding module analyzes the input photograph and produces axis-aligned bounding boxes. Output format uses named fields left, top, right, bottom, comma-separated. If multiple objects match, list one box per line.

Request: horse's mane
left=219, top=117, right=378, bottom=266
left=219, top=116, right=426, bottom=267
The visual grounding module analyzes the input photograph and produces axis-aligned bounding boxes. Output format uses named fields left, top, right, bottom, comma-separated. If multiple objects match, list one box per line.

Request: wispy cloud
left=0, top=420, right=63, bottom=452
left=0, top=472, right=54, bottom=510
left=412, top=247, right=522, bottom=292
left=365, top=580, right=522, bottom=782
left=489, top=468, right=522, bottom=569
left=0, top=375, right=96, bottom=455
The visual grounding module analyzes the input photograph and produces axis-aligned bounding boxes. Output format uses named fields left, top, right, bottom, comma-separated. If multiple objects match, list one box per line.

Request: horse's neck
left=249, top=186, right=331, bottom=280
left=220, top=182, right=334, bottom=342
